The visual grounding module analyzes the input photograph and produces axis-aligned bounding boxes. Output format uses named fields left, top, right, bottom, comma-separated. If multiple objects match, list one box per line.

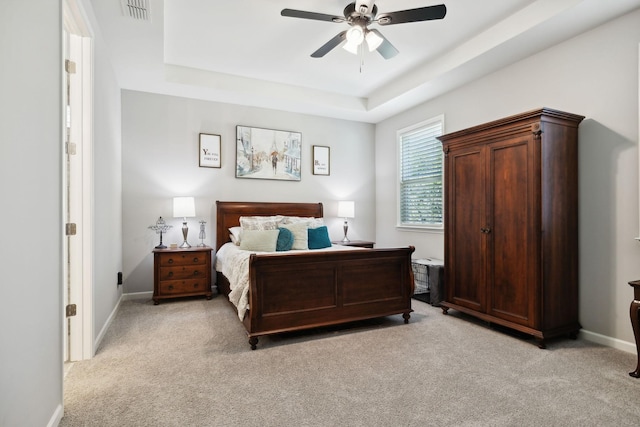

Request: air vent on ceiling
left=121, top=0, right=151, bottom=21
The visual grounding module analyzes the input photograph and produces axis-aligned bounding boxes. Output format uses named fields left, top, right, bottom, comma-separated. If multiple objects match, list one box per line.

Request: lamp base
left=155, top=231, right=167, bottom=249
left=342, top=220, right=350, bottom=242
left=180, top=221, right=191, bottom=248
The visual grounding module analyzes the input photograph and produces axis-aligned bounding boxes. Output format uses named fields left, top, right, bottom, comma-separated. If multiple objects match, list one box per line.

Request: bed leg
left=403, top=312, right=411, bottom=324
left=249, top=336, right=259, bottom=350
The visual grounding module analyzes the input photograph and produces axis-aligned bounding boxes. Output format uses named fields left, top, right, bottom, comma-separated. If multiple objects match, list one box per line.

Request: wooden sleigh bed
left=215, top=201, right=415, bottom=349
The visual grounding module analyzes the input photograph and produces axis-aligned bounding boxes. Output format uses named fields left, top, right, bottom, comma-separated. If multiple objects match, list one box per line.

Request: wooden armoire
left=438, top=108, right=584, bottom=348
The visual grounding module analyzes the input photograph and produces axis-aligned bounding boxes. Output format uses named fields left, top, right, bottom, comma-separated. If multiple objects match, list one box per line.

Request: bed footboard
left=243, top=246, right=415, bottom=349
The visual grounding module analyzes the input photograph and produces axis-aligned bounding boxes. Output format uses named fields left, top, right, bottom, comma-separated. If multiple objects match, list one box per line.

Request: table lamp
left=148, top=216, right=172, bottom=249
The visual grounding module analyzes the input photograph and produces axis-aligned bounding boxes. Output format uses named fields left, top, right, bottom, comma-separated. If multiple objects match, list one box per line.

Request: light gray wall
left=85, top=0, right=124, bottom=343
left=0, top=0, right=64, bottom=425
left=121, top=90, right=375, bottom=294
left=0, top=0, right=122, bottom=424
left=375, top=9, right=640, bottom=346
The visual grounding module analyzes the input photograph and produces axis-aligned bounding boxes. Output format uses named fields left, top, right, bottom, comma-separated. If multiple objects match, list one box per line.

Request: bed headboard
left=215, top=201, right=324, bottom=251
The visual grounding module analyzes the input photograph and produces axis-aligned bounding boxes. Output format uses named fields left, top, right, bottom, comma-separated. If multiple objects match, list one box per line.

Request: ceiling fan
left=281, top=1, right=447, bottom=59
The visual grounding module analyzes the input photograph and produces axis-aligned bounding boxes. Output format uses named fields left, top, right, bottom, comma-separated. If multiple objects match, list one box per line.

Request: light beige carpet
left=61, top=296, right=640, bottom=426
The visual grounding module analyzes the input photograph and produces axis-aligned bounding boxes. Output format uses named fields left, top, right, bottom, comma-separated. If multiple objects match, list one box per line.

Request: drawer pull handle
left=193, top=283, right=199, bottom=288
left=168, top=272, right=174, bottom=277
left=168, top=285, right=174, bottom=290
left=193, top=257, right=199, bottom=263
left=193, top=271, right=200, bottom=276
left=168, top=259, right=174, bottom=264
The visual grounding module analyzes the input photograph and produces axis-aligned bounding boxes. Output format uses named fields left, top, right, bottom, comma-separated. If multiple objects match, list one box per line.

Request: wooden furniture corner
left=629, top=279, right=640, bottom=378
left=332, top=240, right=375, bottom=248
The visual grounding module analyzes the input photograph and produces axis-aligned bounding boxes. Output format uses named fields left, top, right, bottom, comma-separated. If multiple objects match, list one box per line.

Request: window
left=397, top=116, right=444, bottom=229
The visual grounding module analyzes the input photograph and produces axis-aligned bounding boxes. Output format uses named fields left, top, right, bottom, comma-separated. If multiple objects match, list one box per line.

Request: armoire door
left=445, top=145, right=486, bottom=312
left=485, top=136, right=537, bottom=326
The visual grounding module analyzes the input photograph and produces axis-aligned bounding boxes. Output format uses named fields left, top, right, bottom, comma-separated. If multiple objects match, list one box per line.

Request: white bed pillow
left=239, top=229, right=280, bottom=252
left=282, top=216, right=324, bottom=228
left=279, top=222, right=309, bottom=250
left=240, top=215, right=284, bottom=230
left=229, top=226, right=242, bottom=245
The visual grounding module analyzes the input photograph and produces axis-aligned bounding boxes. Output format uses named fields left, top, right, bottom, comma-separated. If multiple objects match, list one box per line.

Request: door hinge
left=65, top=223, right=77, bottom=235
left=66, top=142, right=77, bottom=155
left=65, top=59, right=76, bottom=74
left=66, top=304, right=77, bottom=317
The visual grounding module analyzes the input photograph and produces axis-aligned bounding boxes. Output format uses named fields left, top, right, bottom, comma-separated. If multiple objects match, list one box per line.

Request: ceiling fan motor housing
left=344, top=2, right=377, bottom=27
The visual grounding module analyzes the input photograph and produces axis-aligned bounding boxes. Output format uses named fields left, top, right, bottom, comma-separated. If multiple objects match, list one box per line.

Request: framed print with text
left=312, top=145, right=330, bottom=176
left=199, top=133, right=221, bottom=168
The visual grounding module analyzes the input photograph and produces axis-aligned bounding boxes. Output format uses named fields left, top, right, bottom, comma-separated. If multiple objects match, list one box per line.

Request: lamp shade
left=337, top=201, right=355, bottom=218
left=173, top=197, right=196, bottom=218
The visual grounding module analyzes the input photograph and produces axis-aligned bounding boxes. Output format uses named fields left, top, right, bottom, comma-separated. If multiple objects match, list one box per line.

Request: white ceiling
left=90, top=0, right=640, bottom=123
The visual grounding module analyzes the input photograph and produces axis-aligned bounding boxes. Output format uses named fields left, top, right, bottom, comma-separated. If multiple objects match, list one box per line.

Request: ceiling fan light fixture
left=345, top=26, right=365, bottom=45
left=342, top=40, right=360, bottom=55
left=365, top=30, right=383, bottom=51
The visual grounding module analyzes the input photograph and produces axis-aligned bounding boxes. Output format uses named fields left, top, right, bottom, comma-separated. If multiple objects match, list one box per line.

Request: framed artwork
left=236, top=125, right=301, bottom=181
left=312, top=145, right=330, bottom=176
left=199, top=133, right=221, bottom=168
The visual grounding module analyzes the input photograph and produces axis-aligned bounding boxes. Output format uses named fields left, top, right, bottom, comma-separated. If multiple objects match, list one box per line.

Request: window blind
left=399, top=118, right=443, bottom=228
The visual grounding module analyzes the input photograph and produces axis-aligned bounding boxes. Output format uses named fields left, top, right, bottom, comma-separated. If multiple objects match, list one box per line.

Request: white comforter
left=215, top=242, right=359, bottom=320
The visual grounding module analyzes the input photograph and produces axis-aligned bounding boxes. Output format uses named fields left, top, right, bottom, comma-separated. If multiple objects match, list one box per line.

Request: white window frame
left=396, top=115, right=445, bottom=231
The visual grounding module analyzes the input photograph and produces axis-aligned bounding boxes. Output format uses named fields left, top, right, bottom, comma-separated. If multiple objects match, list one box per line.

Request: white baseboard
left=94, top=293, right=123, bottom=353
left=581, top=329, right=637, bottom=354
left=122, top=291, right=153, bottom=300
left=48, top=403, right=63, bottom=427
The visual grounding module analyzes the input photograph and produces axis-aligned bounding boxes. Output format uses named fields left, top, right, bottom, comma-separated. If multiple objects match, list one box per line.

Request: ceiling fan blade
left=376, top=4, right=446, bottom=25
left=370, top=29, right=398, bottom=59
left=311, top=31, right=347, bottom=58
left=281, top=8, right=345, bottom=23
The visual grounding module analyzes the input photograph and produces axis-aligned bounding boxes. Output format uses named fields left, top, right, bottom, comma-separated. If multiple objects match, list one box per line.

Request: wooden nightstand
left=332, top=240, right=375, bottom=248
left=153, top=246, right=213, bottom=305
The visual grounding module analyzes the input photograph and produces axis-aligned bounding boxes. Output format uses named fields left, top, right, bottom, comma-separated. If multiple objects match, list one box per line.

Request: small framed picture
left=312, top=145, right=330, bottom=176
left=199, top=133, right=221, bottom=168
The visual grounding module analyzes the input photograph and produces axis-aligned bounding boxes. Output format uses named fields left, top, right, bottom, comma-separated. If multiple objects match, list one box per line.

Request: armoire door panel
left=448, top=148, right=485, bottom=311
left=487, top=140, right=532, bottom=325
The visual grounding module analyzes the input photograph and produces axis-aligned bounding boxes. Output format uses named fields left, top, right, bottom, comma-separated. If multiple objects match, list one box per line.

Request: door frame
left=63, top=0, right=94, bottom=361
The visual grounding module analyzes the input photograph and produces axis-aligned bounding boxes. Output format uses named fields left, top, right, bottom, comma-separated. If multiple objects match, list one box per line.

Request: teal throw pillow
left=276, top=227, right=294, bottom=251
left=308, top=226, right=332, bottom=249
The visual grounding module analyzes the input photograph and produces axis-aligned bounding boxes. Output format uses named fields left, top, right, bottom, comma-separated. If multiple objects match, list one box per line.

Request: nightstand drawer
left=159, top=279, right=208, bottom=295
left=159, top=265, right=207, bottom=280
left=158, top=253, right=206, bottom=266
